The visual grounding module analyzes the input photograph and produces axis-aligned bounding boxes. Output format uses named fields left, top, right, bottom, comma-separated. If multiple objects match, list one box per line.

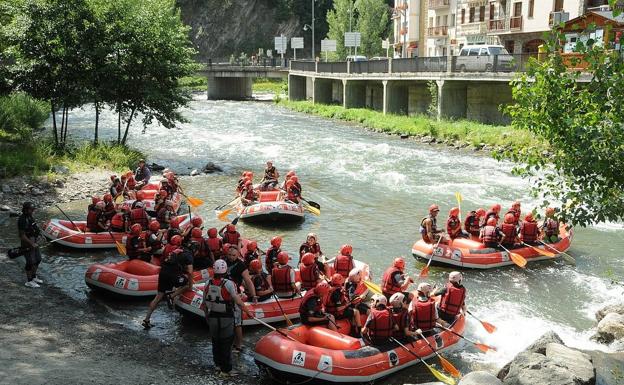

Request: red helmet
left=226, top=224, right=236, bottom=232
left=207, top=227, right=217, bottom=238
left=149, top=220, right=160, bottom=232
left=504, top=213, right=515, bottom=224
left=247, top=240, right=258, bottom=251
left=340, top=244, right=353, bottom=256
left=524, top=212, right=534, bottom=222
left=290, top=176, right=298, bottom=183
left=286, top=170, right=296, bottom=178
left=286, top=180, right=294, bottom=188
left=492, top=204, right=502, bottom=213
left=249, top=259, right=262, bottom=273
left=191, top=217, right=203, bottom=227
left=95, top=201, right=106, bottom=210
left=330, top=273, right=345, bottom=286
left=476, top=208, right=486, bottom=217
left=241, top=171, right=248, bottom=177
left=270, top=236, right=282, bottom=248
left=246, top=171, right=254, bottom=178
left=449, top=207, right=460, bottom=216
left=301, top=252, right=315, bottom=266
left=159, top=189, right=168, bottom=199
left=130, top=223, right=142, bottom=235
left=315, top=281, right=330, bottom=296
left=512, top=201, right=521, bottom=210
left=487, top=217, right=498, bottom=226
left=169, top=217, right=180, bottom=229
left=103, top=193, right=112, bottom=203
left=191, top=228, right=203, bottom=239
left=222, top=243, right=231, bottom=253
left=110, top=175, right=117, bottom=181
left=429, top=204, right=440, bottom=213
left=92, top=196, right=101, bottom=205
left=277, top=251, right=289, bottom=265
left=121, top=203, right=130, bottom=212
left=170, top=235, right=182, bottom=246
left=136, top=190, right=145, bottom=201
left=244, top=180, right=253, bottom=187
left=393, top=257, right=405, bottom=269
left=545, top=207, right=555, bottom=216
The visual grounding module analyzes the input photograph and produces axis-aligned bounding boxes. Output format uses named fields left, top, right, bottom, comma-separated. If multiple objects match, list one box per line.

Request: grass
left=277, top=100, right=543, bottom=151
left=179, top=75, right=207, bottom=92
left=253, top=78, right=287, bottom=95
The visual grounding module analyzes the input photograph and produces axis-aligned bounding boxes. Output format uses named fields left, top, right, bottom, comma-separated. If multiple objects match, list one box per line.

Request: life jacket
left=252, top=272, right=270, bottom=293
left=368, top=306, right=394, bottom=341
left=135, top=166, right=148, bottom=182
left=161, top=184, right=174, bottom=197
left=271, top=264, right=294, bottom=294
left=299, top=289, right=323, bottom=316
left=544, top=218, right=559, bottom=237
left=287, top=185, right=300, bottom=201
left=345, top=281, right=362, bottom=304
left=481, top=225, right=500, bottom=244
left=86, top=206, right=99, bottom=231
left=222, top=230, right=240, bottom=246
left=127, top=178, right=136, bottom=190
left=300, top=242, right=321, bottom=256
left=333, top=254, right=354, bottom=278
left=147, top=232, right=163, bottom=251
left=464, top=212, right=481, bottom=235
left=265, top=246, right=280, bottom=272
left=411, top=298, right=436, bottom=331
left=162, top=244, right=177, bottom=259
left=104, top=202, right=116, bottom=219
left=484, top=210, right=499, bottom=225
left=325, top=286, right=348, bottom=317
left=264, top=166, right=277, bottom=180
left=391, top=307, right=409, bottom=337
left=129, top=208, right=149, bottom=230
left=110, top=182, right=123, bottom=197
left=243, top=188, right=254, bottom=201
left=126, top=234, right=144, bottom=258
left=507, top=209, right=521, bottom=224
left=191, top=236, right=208, bottom=258
left=500, top=223, right=517, bottom=244
left=111, top=213, right=126, bottom=231
left=204, top=278, right=234, bottom=317
left=243, top=250, right=259, bottom=268
left=206, top=237, right=224, bottom=258
left=299, top=263, right=320, bottom=290
left=520, top=221, right=539, bottom=243
left=439, top=282, right=466, bottom=316
left=382, top=266, right=403, bottom=296
left=236, top=178, right=245, bottom=194
left=156, top=207, right=169, bottom=224
left=446, top=216, right=461, bottom=237
left=419, top=215, right=437, bottom=235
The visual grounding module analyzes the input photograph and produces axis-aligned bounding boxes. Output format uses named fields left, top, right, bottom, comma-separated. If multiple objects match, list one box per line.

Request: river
left=7, top=95, right=624, bottom=383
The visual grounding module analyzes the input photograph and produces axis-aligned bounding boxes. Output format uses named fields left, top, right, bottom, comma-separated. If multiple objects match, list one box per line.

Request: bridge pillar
left=386, top=81, right=410, bottom=115
left=382, top=81, right=388, bottom=114
left=365, top=81, right=384, bottom=112
left=408, top=81, right=432, bottom=115
left=344, top=80, right=366, bottom=109
left=313, top=78, right=333, bottom=105
left=437, top=80, right=467, bottom=121
left=466, top=82, right=512, bottom=124
left=207, top=75, right=252, bottom=100
left=288, top=74, right=307, bottom=101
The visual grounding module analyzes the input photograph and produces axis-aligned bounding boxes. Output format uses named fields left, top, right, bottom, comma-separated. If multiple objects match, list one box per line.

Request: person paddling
left=299, top=281, right=337, bottom=331
left=381, top=257, right=413, bottom=300
left=433, top=272, right=466, bottom=324
left=260, top=161, right=279, bottom=190
left=542, top=207, right=560, bottom=243
left=464, top=208, right=485, bottom=237
left=362, top=295, right=397, bottom=345
left=421, top=204, right=445, bottom=244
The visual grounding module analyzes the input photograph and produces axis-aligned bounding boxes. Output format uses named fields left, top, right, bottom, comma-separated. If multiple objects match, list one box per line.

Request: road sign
left=321, top=39, right=337, bottom=52
left=291, top=37, right=304, bottom=49
left=274, top=36, right=288, bottom=54
left=382, top=39, right=389, bottom=49
left=344, top=32, right=361, bottom=48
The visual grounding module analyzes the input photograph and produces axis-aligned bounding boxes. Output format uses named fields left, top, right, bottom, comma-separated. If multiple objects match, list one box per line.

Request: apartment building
left=393, top=0, right=428, bottom=57
left=425, top=0, right=458, bottom=56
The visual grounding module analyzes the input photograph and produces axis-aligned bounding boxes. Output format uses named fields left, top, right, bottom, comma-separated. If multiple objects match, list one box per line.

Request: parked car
left=369, top=56, right=389, bottom=61
left=346, top=55, right=368, bottom=62
left=455, top=45, right=515, bottom=72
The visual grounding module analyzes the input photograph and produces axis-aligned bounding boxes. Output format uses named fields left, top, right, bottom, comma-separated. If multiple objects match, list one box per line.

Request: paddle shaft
left=417, top=331, right=444, bottom=360
left=55, top=205, right=84, bottom=234
left=538, top=241, right=573, bottom=258
left=272, top=293, right=294, bottom=326
left=215, top=196, right=239, bottom=210
left=423, top=236, right=443, bottom=270
left=251, top=316, right=297, bottom=342
left=436, top=323, right=484, bottom=346
left=391, top=337, right=429, bottom=364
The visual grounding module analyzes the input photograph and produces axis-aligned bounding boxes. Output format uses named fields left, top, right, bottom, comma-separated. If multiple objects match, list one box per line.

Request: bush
left=0, top=93, right=49, bottom=142
left=66, top=143, right=145, bottom=172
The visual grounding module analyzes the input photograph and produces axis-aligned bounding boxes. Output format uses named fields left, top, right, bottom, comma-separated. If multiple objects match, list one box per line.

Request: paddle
left=363, top=280, right=383, bottom=296
left=215, top=196, right=240, bottom=210
left=301, top=197, right=320, bottom=210
left=466, top=310, right=497, bottom=334
left=416, top=331, right=461, bottom=378
left=455, top=192, right=463, bottom=221
left=231, top=213, right=243, bottom=226
left=436, top=323, right=496, bottom=353
left=390, top=337, right=456, bottom=385
left=520, top=242, right=557, bottom=258
left=55, top=205, right=84, bottom=234
left=251, top=316, right=298, bottom=342
left=498, top=244, right=527, bottom=268
left=272, top=293, right=294, bottom=327
left=420, top=236, right=443, bottom=278
left=108, top=230, right=127, bottom=256
left=177, top=185, right=204, bottom=208
left=302, top=201, right=320, bottom=216
left=538, top=241, right=576, bottom=265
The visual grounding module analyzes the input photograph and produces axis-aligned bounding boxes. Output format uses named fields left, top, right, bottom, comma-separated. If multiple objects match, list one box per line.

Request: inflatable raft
left=124, top=181, right=183, bottom=214
left=236, top=190, right=304, bottom=223
left=85, top=259, right=211, bottom=297
left=42, top=214, right=192, bottom=249
left=411, top=225, right=572, bottom=269
left=254, top=315, right=465, bottom=383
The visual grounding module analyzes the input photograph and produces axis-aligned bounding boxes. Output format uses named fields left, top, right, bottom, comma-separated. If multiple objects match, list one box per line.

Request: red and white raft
left=236, top=190, right=304, bottom=224
left=254, top=315, right=465, bottom=383
left=84, top=259, right=211, bottom=297
left=411, top=225, right=573, bottom=269
left=125, top=181, right=183, bottom=214
left=42, top=214, right=192, bottom=249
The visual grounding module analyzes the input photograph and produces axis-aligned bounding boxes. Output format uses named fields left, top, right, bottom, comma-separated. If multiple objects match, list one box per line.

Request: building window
left=529, top=0, right=534, bottom=17
left=451, top=13, right=456, bottom=27
left=436, top=15, right=440, bottom=26
left=489, top=3, right=495, bottom=19
left=479, top=5, right=486, bottom=21
left=469, top=7, right=475, bottom=22
left=429, top=16, right=434, bottom=27
left=461, top=8, right=465, bottom=24
left=442, top=14, right=448, bottom=26
left=513, top=2, right=522, bottom=16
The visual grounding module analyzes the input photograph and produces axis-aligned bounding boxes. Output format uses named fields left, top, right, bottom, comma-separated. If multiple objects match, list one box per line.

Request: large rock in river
left=459, top=370, right=502, bottom=385
left=545, top=343, right=594, bottom=384
left=498, top=331, right=564, bottom=379
left=596, top=304, right=624, bottom=322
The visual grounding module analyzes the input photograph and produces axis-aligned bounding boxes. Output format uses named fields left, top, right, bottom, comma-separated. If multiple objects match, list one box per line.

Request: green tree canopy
left=355, top=0, right=388, bottom=58
left=326, top=0, right=355, bottom=60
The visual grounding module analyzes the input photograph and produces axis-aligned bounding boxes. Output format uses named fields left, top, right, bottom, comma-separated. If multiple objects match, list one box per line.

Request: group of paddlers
left=235, top=161, right=302, bottom=205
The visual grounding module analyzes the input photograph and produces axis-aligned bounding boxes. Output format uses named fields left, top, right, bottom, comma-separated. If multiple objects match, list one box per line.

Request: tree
left=354, top=0, right=388, bottom=58
left=326, top=0, right=354, bottom=60
left=502, top=14, right=624, bottom=226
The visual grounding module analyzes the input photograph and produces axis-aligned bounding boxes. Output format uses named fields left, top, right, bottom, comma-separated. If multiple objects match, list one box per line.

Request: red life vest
left=223, top=231, right=240, bottom=246
left=126, top=234, right=144, bottom=258
left=129, top=208, right=149, bottom=230
left=411, top=298, right=436, bottom=331
left=86, top=206, right=99, bottom=231
left=446, top=216, right=461, bottom=237
left=204, top=278, right=234, bottom=317
left=325, top=286, right=348, bottom=317
left=110, top=213, right=125, bottom=230
left=501, top=223, right=517, bottom=244
left=439, top=282, right=466, bottom=316
left=391, top=307, right=409, bottom=337
left=162, top=244, right=177, bottom=259
left=299, top=263, right=320, bottom=290
left=382, top=266, right=403, bottom=296
left=368, top=306, right=395, bottom=341
left=464, top=212, right=480, bottom=235
left=243, top=250, right=259, bottom=268
left=191, top=237, right=208, bottom=257
left=206, top=237, right=223, bottom=256
left=243, top=188, right=254, bottom=201
left=299, top=289, right=323, bottom=316
left=147, top=232, right=163, bottom=251
left=544, top=218, right=559, bottom=236
left=252, top=273, right=270, bottom=292
left=333, top=254, right=354, bottom=278
left=287, top=185, right=300, bottom=201
left=271, top=264, right=293, bottom=293
left=520, top=221, right=539, bottom=242
left=481, top=225, right=500, bottom=244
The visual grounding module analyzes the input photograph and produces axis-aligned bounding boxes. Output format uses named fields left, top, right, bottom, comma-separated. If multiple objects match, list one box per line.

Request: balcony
left=549, top=11, right=570, bottom=27
left=461, top=21, right=487, bottom=35
left=428, top=0, right=450, bottom=9
left=510, top=16, right=523, bottom=30
left=488, top=18, right=506, bottom=32
left=427, top=26, right=449, bottom=36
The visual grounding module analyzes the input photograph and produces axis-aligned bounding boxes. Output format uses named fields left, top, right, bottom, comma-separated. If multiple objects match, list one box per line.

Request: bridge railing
left=291, top=60, right=316, bottom=72
left=206, top=57, right=287, bottom=68
left=393, top=57, right=448, bottom=73
left=350, top=59, right=389, bottom=74
left=317, top=61, right=348, bottom=73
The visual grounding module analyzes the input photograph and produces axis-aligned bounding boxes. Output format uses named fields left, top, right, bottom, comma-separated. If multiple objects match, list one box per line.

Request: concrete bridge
left=199, top=61, right=288, bottom=100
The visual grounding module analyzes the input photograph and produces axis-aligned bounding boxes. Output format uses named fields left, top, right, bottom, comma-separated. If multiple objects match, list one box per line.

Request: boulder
left=459, top=371, right=502, bottom=385
left=596, top=304, right=624, bottom=322
left=587, top=350, right=624, bottom=385
left=545, top=343, right=594, bottom=384
left=150, top=163, right=165, bottom=171
left=593, top=312, right=624, bottom=344
left=190, top=169, right=200, bottom=176
left=202, top=162, right=223, bottom=173
left=52, top=165, right=70, bottom=174
left=1, top=184, right=12, bottom=193
left=498, top=331, right=564, bottom=379
left=502, top=351, right=578, bottom=385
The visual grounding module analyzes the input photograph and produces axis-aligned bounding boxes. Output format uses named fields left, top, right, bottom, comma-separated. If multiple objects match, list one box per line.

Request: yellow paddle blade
left=114, top=195, right=124, bottom=204
left=426, top=362, right=456, bottom=385
left=116, top=241, right=126, bottom=256
left=363, top=280, right=382, bottom=295
left=510, top=252, right=527, bottom=268
left=217, top=208, right=233, bottom=222
left=455, top=192, right=462, bottom=205
left=303, top=202, right=320, bottom=216
left=186, top=196, right=204, bottom=208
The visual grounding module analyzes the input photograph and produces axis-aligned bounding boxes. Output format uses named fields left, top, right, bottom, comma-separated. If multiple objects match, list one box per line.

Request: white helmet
left=134, top=201, right=144, bottom=208
left=449, top=271, right=463, bottom=284
left=307, top=232, right=317, bottom=240
left=348, top=267, right=361, bottom=280
left=372, top=294, right=387, bottom=306
left=389, top=292, right=405, bottom=305
left=214, top=259, right=227, bottom=274
left=417, top=282, right=432, bottom=295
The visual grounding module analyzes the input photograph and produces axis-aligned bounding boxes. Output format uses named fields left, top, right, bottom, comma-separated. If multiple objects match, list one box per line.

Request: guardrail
left=206, top=57, right=287, bottom=68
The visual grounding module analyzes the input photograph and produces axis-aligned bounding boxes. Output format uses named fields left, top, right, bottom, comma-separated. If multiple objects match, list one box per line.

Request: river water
left=5, top=95, right=624, bottom=383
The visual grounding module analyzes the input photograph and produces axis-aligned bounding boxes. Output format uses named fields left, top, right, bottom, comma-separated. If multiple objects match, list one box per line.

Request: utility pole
left=349, top=2, right=354, bottom=56
left=312, top=0, right=315, bottom=60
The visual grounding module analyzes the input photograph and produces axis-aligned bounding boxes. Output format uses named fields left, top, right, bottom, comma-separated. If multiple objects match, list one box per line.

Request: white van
left=455, top=45, right=514, bottom=72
